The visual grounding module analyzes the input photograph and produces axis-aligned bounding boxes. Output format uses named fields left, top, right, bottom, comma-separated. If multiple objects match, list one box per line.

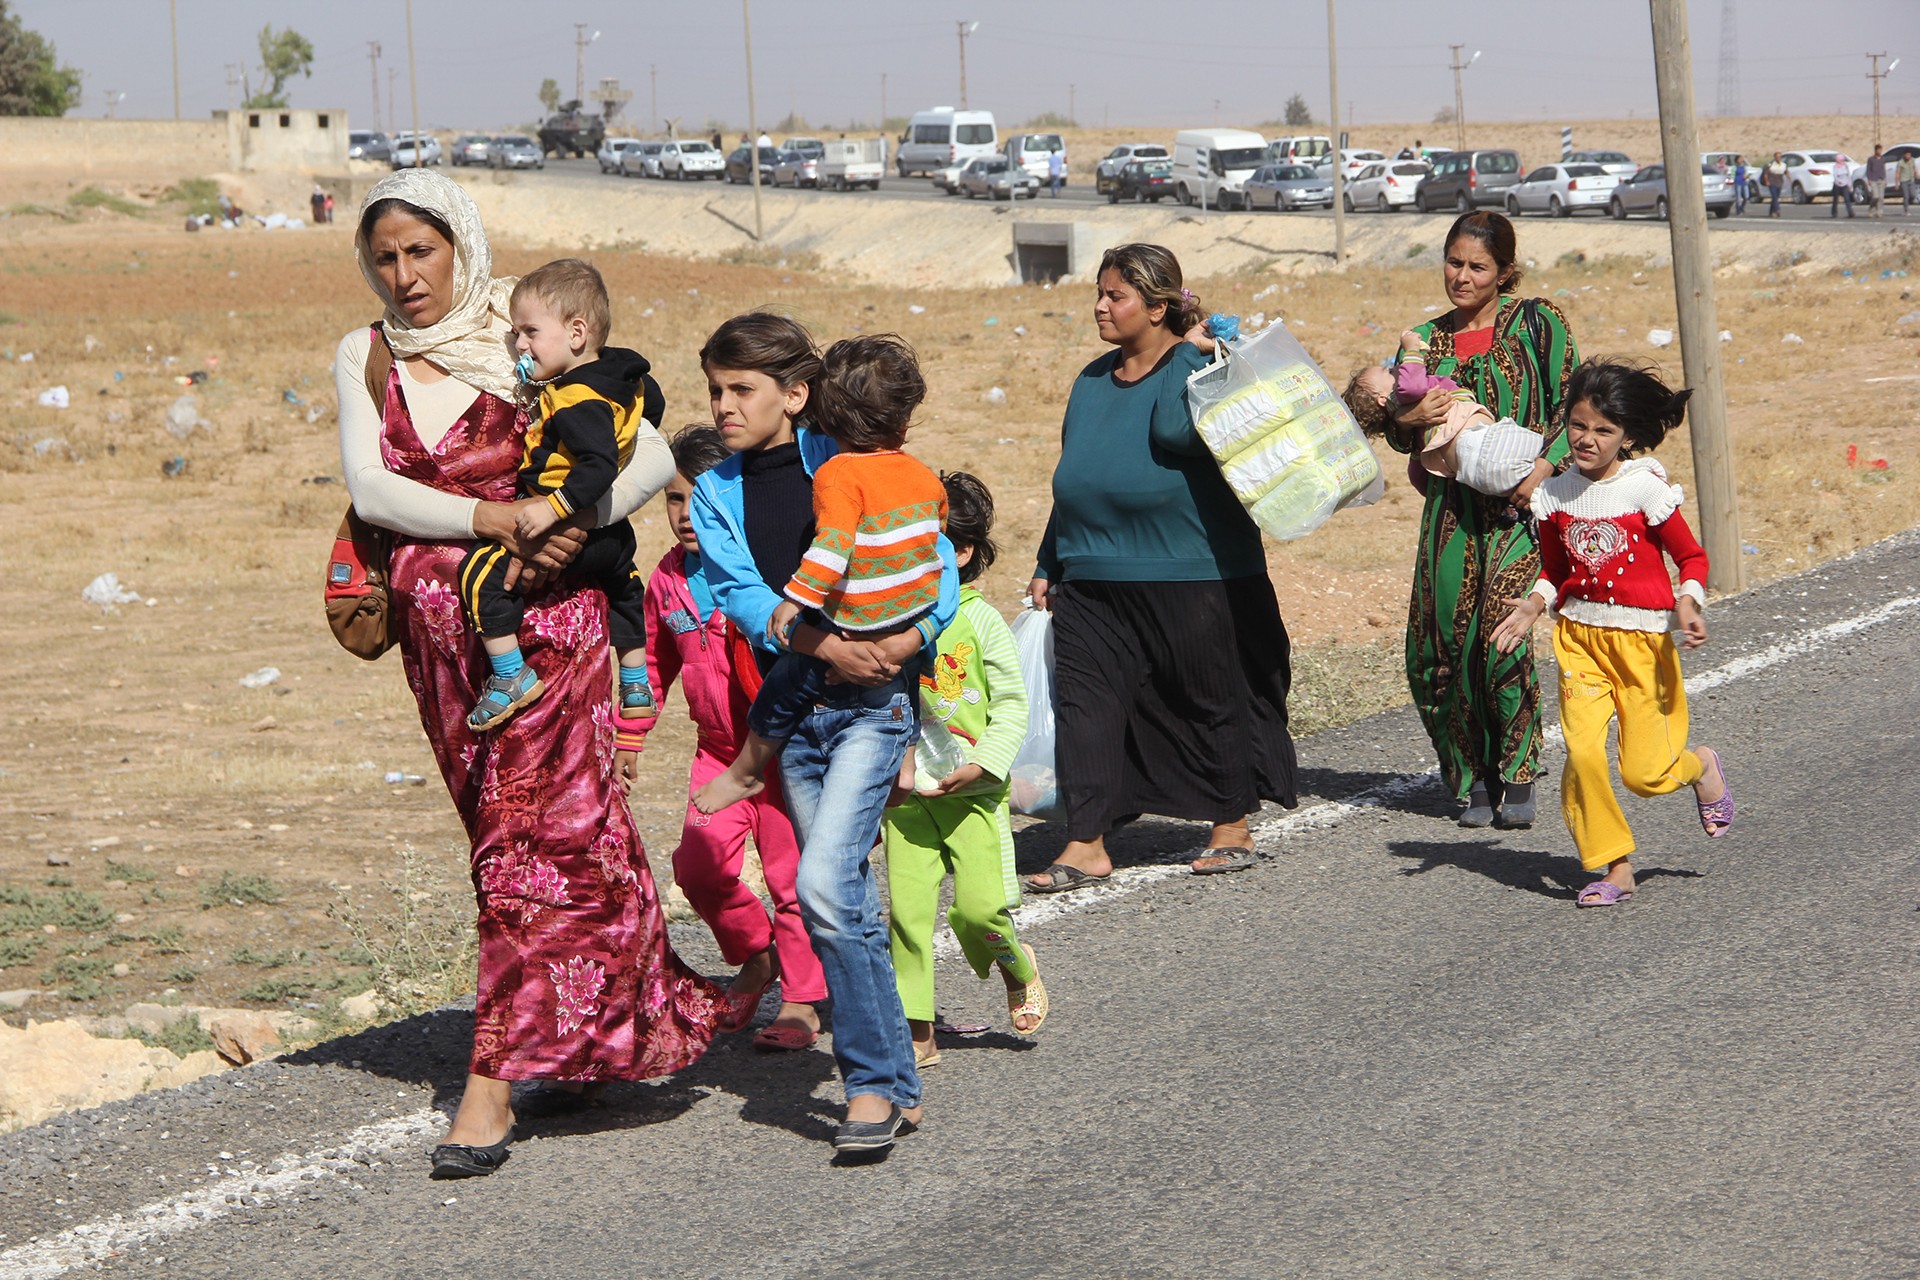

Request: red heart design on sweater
left=1564, top=518, right=1627, bottom=572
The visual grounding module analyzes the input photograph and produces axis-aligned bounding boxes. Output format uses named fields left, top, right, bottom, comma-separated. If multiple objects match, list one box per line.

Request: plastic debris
left=908, top=304, right=926, bottom=315
left=1718, top=330, right=1733, bottom=342
left=282, top=389, right=303, bottom=405
left=983, top=316, right=999, bottom=327
left=1245, top=312, right=1266, bottom=331
left=383, top=771, right=426, bottom=786
left=1013, top=325, right=1028, bottom=337
left=84, top=335, right=100, bottom=353
left=1646, top=329, right=1673, bottom=348
left=164, top=394, right=206, bottom=437
left=81, top=573, right=145, bottom=611
left=33, top=437, right=69, bottom=457
left=1781, top=333, right=1804, bottom=344
left=238, top=666, right=281, bottom=689
left=1897, top=312, right=1920, bottom=325
left=1253, top=284, right=1278, bottom=301
left=982, top=386, right=1008, bottom=406
left=17, top=352, right=33, bottom=363
left=1742, top=543, right=1759, bottom=555
left=36, top=386, right=70, bottom=408
left=161, top=456, right=187, bottom=477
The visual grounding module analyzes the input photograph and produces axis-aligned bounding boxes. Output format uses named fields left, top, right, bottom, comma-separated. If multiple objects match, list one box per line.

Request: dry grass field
left=0, top=205, right=1915, bottom=1042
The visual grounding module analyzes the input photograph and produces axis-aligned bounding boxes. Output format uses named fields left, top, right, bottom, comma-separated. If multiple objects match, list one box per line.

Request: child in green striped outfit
left=884, top=472, right=1048, bottom=1068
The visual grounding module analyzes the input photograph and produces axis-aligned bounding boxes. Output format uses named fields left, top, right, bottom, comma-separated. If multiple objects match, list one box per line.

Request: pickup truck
left=819, top=139, right=884, bottom=191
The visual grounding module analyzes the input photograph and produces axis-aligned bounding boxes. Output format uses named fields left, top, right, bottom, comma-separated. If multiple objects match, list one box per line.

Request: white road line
left=0, top=1110, right=443, bottom=1280
left=947, top=593, right=1920, bottom=955
left=12, top=595, right=1920, bottom=1278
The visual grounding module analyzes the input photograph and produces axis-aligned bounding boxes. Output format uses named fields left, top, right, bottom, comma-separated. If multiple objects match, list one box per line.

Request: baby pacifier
left=513, top=351, right=537, bottom=385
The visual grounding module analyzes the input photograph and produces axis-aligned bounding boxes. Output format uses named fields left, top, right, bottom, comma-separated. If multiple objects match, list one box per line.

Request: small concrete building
left=216, top=107, right=350, bottom=171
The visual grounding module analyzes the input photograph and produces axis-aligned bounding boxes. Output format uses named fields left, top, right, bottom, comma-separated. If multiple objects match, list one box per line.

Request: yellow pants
left=1553, top=618, right=1705, bottom=871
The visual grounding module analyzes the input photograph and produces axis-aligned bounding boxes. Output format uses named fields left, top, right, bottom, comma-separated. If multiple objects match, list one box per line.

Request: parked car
left=1609, top=163, right=1734, bottom=219
left=1245, top=163, right=1333, bottom=211
left=772, top=148, right=821, bottom=188
left=931, top=160, right=968, bottom=194
left=1566, top=149, right=1637, bottom=178
left=897, top=107, right=998, bottom=176
left=1109, top=158, right=1175, bottom=203
left=957, top=155, right=1037, bottom=200
left=389, top=132, right=443, bottom=168
left=348, top=130, right=392, bottom=163
left=447, top=134, right=491, bottom=167
left=1505, top=163, right=1616, bottom=217
left=1171, top=127, right=1268, bottom=209
left=660, top=139, right=725, bottom=179
left=1096, top=143, right=1169, bottom=194
left=1314, top=148, right=1388, bottom=185
left=1004, top=132, right=1066, bottom=182
left=1773, top=150, right=1839, bottom=203
left=1345, top=160, right=1429, bottom=212
left=619, top=141, right=667, bottom=178
left=725, top=144, right=781, bottom=184
left=538, top=104, right=603, bottom=158
left=1413, top=149, right=1521, bottom=212
left=486, top=135, right=543, bottom=170
left=598, top=137, right=642, bottom=173
left=1265, top=135, right=1333, bottom=166
left=780, top=136, right=827, bottom=161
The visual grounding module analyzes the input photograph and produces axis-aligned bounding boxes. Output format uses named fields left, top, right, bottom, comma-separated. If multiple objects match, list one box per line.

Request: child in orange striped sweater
left=693, top=334, right=948, bottom=814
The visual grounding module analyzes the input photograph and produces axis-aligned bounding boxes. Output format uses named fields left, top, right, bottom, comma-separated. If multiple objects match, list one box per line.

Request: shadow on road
left=1385, top=838, right=1706, bottom=901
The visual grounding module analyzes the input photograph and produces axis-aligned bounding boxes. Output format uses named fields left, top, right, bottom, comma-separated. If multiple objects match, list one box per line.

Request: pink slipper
left=1696, top=748, right=1734, bottom=838
left=752, top=1020, right=818, bottom=1052
left=1576, top=880, right=1634, bottom=908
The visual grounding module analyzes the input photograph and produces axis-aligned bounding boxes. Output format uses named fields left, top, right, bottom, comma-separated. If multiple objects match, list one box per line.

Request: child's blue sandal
left=619, top=679, right=656, bottom=717
left=468, top=666, right=545, bottom=732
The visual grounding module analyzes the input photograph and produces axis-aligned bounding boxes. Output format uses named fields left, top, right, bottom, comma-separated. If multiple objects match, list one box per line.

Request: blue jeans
left=747, top=650, right=833, bottom=742
left=779, top=677, right=921, bottom=1108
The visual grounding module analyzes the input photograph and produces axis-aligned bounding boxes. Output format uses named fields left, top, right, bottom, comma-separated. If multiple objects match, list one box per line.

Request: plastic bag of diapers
left=1184, top=319, right=1383, bottom=541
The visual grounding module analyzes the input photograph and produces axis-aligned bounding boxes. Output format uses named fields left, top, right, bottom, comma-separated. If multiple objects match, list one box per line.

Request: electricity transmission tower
left=1715, top=0, right=1740, bottom=117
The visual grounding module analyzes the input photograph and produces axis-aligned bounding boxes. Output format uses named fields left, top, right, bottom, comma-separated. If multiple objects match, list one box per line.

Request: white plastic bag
left=1185, top=320, right=1383, bottom=540
left=1006, top=607, right=1062, bottom=821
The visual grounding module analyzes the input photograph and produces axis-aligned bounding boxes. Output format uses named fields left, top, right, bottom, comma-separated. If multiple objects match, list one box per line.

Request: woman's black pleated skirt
left=1051, top=575, right=1298, bottom=843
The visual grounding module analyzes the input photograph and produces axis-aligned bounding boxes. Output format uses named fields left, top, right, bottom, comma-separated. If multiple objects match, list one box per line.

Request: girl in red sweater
left=1491, top=359, right=1734, bottom=907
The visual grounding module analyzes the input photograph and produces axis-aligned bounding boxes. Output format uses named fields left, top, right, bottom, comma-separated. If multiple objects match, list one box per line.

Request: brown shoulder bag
left=324, top=324, right=400, bottom=661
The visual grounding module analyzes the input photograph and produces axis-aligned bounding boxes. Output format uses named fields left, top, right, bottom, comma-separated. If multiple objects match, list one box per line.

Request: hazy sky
left=17, top=0, right=1915, bottom=134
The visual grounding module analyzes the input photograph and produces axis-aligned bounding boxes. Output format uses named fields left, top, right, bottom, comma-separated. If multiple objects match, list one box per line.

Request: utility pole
left=881, top=72, right=887, bottom=131
left=956, top=21, right=978, bottom=109
left=575, top=24, right=599, bottom=106
left=406, top=0, right=422, bottom=166
left=1867, top=53, right=1896, bottom=147
left=650, top=64, right=658, bottom=134
left=1069, top=83, right=1076, bottom=125
left=387, top=67, right=398, bottom=135
left=743, top=0, right=763, bottom=240
left=1448, top=45, right=1479, bottom=152
left=367, top=42, right=384, bottom=132
left=1715, top=0, right=1740, bottom=117
left=169, top=0, right=181, bottom=119
left=1649, top=0, right=1742, bottom=592
left=1327, top=0, right=1345, bottom=263
left=224, top=64, right=239, bottom=112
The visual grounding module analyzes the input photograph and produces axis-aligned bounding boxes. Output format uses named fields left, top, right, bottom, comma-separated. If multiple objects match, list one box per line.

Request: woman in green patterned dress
left=1388, top=212, right=1578, bottom=828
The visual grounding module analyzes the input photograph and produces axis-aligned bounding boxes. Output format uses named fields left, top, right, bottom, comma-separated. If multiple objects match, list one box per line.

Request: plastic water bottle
left=914, top=717, right=967, bottom=793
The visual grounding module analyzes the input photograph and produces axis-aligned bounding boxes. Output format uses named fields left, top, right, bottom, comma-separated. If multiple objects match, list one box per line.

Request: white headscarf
left=354, top=169, right=519, bottom=401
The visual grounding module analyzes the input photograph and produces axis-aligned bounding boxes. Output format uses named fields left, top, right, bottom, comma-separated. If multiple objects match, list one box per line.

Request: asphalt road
left=516, top=155, right=1904, bottom=233
left=3, top=529, right=1918, bottom=1279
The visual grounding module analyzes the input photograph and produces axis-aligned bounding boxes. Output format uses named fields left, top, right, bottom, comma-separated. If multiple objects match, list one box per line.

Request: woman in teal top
left=1027, top=243, right=1297, bottom=887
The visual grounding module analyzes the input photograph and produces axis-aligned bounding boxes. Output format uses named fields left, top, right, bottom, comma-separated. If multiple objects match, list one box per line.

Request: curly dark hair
left=811, top=334, right=925, bottom=450
left=1342, top=368, right=1393, bottom=438
left=940, top=471, right=997, bottom=584
left=1566, top=357, right=1692, bottom=457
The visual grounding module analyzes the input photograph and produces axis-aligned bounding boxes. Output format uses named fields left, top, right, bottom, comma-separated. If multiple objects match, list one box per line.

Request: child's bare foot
left=692, top=768, right=763, bottom=814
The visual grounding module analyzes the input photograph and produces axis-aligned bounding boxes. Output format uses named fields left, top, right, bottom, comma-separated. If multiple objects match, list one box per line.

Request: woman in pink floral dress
left=335, top=170, right=722, bottom=1178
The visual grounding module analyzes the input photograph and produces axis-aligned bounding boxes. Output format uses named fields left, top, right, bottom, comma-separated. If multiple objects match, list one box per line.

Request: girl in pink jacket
left=620, top=426, right=826, bottom=1051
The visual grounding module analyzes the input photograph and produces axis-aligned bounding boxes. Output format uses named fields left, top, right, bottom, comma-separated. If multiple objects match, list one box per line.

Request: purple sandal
left=1696, top=748, right=1735, bottom=839
left=1576, top=880, right=1634, bottom=908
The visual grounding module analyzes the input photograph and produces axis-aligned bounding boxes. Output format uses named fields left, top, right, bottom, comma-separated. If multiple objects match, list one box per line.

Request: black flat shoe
left=1459, top=779, right=1500, bottom=829
left=831, top=1105, right=911, bottom=1153
left=1494, top=781, right=1536, bottom=829
left=429, top=1132, right=513, bottom=1179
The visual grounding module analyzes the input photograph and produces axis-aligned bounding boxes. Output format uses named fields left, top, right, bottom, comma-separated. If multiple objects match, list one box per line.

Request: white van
left=1004, top=132, right=1065, bottom=182
left=1171, top=128, right=1268, bottom=209
left=897, top=107, right=998, bottom=176
left=1266, top=135, right=1333, bottom=166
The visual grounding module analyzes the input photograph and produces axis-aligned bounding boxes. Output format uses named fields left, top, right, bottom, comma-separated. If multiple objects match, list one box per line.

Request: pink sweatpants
left=674, top=744, right=826, bottom=1004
